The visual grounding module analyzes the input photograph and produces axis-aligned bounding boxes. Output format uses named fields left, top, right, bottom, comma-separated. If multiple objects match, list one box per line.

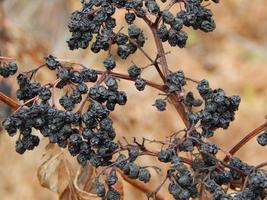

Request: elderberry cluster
left=0, top=61, right=18, bottom=78
left=95, top=147, right=152, bottom=199
left=158, top=0, right=218, bottom=48
left=196, top=79, right=241, bottom=137
left=68, top=0, right=220, bottom=55
left=67, top=0, right=146, bottom=60
left=1, top=1, right=266, bottom=200
left=2, top=56, right=128, bottom=168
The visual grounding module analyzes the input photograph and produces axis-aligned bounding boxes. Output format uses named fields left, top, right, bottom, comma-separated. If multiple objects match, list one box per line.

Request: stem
left=169, top=93, right=190, bottom=128
left=96, top=70, right=166, bottom=92
left=151, top=27, right=169, bottom=77
left=255, top=161, right=267, bottom=169
left=129, top=39, right=165, bottom=81
left=223, top=121, right=267, bottom=162
left=118, top=170, right=165, bottom=200
left=0, top=92, right=19, bottom=109
left=150, top=26, right=189, bottom=128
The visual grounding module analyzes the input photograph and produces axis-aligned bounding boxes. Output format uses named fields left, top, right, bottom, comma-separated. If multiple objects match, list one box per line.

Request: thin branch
left=150, top=25, right=190, bottom=128
left=118, top=170, right=165, bottom=200
left=0, top=91, right=19, bottom=109
left=151, top=27, right=169, bottom=77
left=96, top=70, right=166, bottom=92
left=223, top=121, right=267, bottom=162
left=254, top=161, right=267, bottom=170
left=129, top=39, right=165, bottom=81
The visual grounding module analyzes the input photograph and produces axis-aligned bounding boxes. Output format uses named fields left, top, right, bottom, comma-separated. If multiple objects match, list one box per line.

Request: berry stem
left=0, top=91, right=19, bottom=109
left=150, top=24, right=190, bottom=128
left=223, top=120, right=267, bottom=162
left=129, top=38, right=165, bottom=81
left=118, top=170, right=165, bottom=200
left=151, top=26, right=169, bottom=77
left=96, top=70, right=166, bottom=92
left=254, top=160, right=267, bottom=169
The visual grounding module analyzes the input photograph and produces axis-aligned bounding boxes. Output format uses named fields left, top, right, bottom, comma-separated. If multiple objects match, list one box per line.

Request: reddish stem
left=223, top=121, right=267, bottom=162
left=96, top=70, right=166, bottom=92
left=0, top=91, right=19, bottom=109
left=150, top=25, right=189, bottom=128
left=129, top=39, right=165, bottom=81
left=118, top=170, right=165, bottom=200
left=254, top=161, right=267, bottom=170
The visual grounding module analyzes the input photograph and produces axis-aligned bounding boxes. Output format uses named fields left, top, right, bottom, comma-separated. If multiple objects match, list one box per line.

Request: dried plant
left=0, top=0, right=267, bottom=200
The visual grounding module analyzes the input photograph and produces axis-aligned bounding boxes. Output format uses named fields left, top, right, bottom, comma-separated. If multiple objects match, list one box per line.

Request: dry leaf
left=72, top=164, right=98, bottom=199
left=37, top=144, right=71, bottom=193
left=38, top=144, right=100, bottom=200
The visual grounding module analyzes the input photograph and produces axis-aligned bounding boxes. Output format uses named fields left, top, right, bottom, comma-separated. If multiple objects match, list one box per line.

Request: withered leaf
left=37, top=144, right=71, bottom=193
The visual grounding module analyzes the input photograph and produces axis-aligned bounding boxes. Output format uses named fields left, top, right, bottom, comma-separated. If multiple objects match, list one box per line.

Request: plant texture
left=0, top=0, right=267, bottom=200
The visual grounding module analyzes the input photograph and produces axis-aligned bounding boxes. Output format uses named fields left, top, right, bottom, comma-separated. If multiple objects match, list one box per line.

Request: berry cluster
left=1, top=1, right=266, bottom=200
left=196, top=79, right=241, bottom=137
left=2, top=57, right=127, bottom=168
left=0, top=61, right=18, bottom=78
left=68, top=0, right=219, bottom=55
left=67, top=0, right=145, bottom=60
left=157, top=0, right=217, bottom=48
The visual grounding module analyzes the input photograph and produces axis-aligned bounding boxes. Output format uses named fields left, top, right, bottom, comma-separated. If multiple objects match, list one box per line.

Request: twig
left=96, top=70, right=166, bottom=92
left=147, top=175, right=168, bottom=199
left=151, top=27, right=169, bottom=77
left=150, top=25, right=190, bottom=128
left=254, top=161, right=267, bottom=170
left=129, top=38, right=165, bottom=81
left=0, top=91, right=19, bottom=109
left=223, top=121, right=267, bottom=162
left=118, top=170, right=165, bottom=200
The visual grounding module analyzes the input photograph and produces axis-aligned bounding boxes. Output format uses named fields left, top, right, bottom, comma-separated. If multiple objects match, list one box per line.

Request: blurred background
left=0, top=0, right=266, bottom=199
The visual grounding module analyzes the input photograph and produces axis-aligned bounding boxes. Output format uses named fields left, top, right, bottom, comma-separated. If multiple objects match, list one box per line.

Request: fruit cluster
left=0, top=61, right=18, bottom=78
left=1, top=1, right=266, bottom=200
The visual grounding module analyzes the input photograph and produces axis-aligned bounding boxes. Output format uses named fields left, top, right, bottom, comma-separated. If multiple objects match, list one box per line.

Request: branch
left=150, top=26, right=189, bottom=128
left=129, top=39, right=165, bottom=81
left=151, top=27, right=169, bottom=77
left=0, top=91, right=19, bottom=109
left=223, top=120, right=267, bottom=162
left=99, top=70, right=166, bottom=92
left=118, top=170, right=165, bottom=200
left=255, top=161, right=267, bottom=170
left=155, top=0, right=183, bottom=27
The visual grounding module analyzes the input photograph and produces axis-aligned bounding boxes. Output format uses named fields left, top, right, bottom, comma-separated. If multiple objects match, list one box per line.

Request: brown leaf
left=37, top=144, right=71, bottom=194
left=72, top=164, right=98, bottom=199
left=38, top=144, right=99, bottom=200
left=59, top=183, right=79, bottom=200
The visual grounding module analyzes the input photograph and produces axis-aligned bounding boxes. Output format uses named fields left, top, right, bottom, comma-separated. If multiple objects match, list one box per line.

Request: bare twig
left=0, top=91, right=19, bottom=109
left=118, top=170, right=165, bottom=200
left=223, top=121, right=267, bottom=162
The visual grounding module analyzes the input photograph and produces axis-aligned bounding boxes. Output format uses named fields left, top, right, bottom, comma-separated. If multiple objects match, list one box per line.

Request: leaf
left=75, top=164, right=95, bottom=192
left=72, top=164, right=98, bottom=199
left=37, top=144, right=71, bottom=193
left=38, top=144, right=123, bottom=200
